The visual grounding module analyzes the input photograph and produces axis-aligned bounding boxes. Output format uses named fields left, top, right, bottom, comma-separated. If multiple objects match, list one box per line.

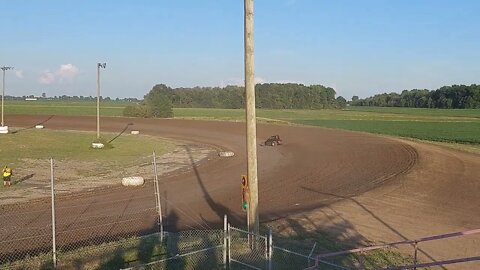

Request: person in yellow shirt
left=2, top=166, right=12, bottom=187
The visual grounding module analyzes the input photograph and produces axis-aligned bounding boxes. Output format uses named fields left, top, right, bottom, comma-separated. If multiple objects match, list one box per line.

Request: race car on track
left=264, top=135, right=283, bottom=146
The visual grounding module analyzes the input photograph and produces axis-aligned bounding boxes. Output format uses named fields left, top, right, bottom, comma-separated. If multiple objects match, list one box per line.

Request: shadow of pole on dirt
left=164, top=210, right=186, bottom=270
left=277, top=215, right=377, bottom=268
left=10, top=115, right=55, bottom=134
left=108, top=122, right=134, bottom=144
left=12, top=173, right=34, bottom=185
left=301, top=186, right=447, bottom=270
left=184, top=145, right=240, bottom=226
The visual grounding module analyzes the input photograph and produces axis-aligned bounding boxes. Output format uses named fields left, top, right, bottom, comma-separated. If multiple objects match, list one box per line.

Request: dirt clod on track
left=3, top=115, right=480, bottom=268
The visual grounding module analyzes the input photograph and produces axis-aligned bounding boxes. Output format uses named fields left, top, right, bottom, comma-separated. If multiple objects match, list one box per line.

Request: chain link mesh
left=308, top=248, right=417, bottom=270
left=0, top=153, right=225, bottom=270
left=0, top=154, right=476, bottom=270
left=123, top=230, right=224, bottom=270
left=53, top=157, right=160, bottom=268
left=0, top=155, right=161, bottom=269
left=0, top=204, right=53, bottom=269
left=229, top=226, right=268, bottom=270
left=270, top=246, right=310, bottom=270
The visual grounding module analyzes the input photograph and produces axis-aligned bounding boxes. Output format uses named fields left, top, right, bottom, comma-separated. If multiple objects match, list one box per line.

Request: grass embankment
left=0, top=129, right=174, bottom=173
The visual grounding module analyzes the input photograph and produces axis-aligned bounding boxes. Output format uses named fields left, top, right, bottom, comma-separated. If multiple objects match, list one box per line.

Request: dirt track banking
left=2, top=115, right=480, bottom=267
left=4, top=115, right=415, bottom=224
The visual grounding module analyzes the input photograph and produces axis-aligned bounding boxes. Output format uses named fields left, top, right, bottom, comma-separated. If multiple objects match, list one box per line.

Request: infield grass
left=0, top=129, right=174, bottom=170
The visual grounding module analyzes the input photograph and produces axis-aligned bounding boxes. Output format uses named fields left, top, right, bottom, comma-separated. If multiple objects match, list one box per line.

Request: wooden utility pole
left=244, top=0, right=259, bottom=235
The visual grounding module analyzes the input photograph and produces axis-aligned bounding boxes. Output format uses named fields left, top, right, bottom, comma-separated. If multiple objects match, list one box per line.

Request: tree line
left=123, top=83, right=347, bottom=118
left=351, top=84, right=480, bottom=109
left=170, top=83, right=347, bottom=109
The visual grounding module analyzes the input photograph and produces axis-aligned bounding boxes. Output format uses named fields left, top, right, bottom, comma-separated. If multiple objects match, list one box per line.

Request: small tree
left=123, top=104, right=152, bottom=117
left=143, top=84, right=174, bottom=118
left=335, top=96, right=347, bottom=108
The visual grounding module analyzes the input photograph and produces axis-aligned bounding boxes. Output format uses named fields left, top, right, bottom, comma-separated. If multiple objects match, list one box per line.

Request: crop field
left=176, top=107, right=480, bottom=145
left=4, top=100, right=480, bottom=145
left=346, top=106, right=480, bottom=118
left=297, top=119, right=480, bottom=144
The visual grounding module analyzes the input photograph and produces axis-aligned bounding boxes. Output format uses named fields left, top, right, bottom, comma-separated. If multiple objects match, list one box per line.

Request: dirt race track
left=3, top=115, right=480, bottom=268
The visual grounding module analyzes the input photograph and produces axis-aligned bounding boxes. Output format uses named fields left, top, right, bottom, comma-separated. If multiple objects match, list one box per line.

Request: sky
left=1, top=0, right=480, bottom=99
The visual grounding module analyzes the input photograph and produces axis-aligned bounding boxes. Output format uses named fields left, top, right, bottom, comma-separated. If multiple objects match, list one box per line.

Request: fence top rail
left=315, top=228, right=480, bottom=259
left=120, top=244, right=223, bottom=270
left=230, top=259, right=263, bottom=270
left=380, top=255, right=480, bottom=270
left=271, top=246, right=351, bottom=270
left=273, top=245, right=310, bottom=258
left=229, top=226, right=267, bottom=240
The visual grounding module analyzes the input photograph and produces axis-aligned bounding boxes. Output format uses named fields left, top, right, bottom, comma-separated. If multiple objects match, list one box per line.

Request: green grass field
left=176, top=107, right=480, bottom=145
left=0, top=128, right=174, bottom=169
left=297, top=119, right=480, bottom=144
left=4, top=100, right=128, bottom=116
left=346, top=106, right=480, bottom=118
left=4, top=100, right=480, bottom=146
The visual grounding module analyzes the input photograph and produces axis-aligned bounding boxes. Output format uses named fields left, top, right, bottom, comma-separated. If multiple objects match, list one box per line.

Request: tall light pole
left=96, top=63, right=106, bottom=139
left=1, top=66, right=14, bottom=128
left=244, top=0, right=259, bottom=235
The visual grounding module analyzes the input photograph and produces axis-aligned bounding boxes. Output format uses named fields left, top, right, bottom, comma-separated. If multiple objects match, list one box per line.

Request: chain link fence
left=0, top=153, right=162, bottom=269
left=0, top=180, right=54, bottom=269
left=229, top=226, right=269, bottom=270
left=0, top=211, right=53, bottom=269
left=1, top=153, right=477, bottom=269
left=123, top=230, right=225, bottom=270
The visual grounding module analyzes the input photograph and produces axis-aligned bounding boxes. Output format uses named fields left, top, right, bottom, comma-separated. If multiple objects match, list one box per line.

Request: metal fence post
left=413, top=241, right=418, bottom=270
left=308, top=243, right=317, bottom=267
left=359, top=250, right=365, bottom=270
left=268, top=228, right=273, bottom=270
left=152, top=151, right=163, bottom=242
left=228, top=223, right=231, bottom=269
left=50, top=158, right=57, bottom=268
left=224, top=215, right=227, bottom=268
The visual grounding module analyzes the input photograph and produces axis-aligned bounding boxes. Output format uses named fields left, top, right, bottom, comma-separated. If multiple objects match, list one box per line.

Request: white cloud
left=255, top=76, right=266, bottom=84
left=15, top=70, right=24, bottom=79
left=57, top=64, right=79, bottom=81
left=39, top=70, right=55, bottom=85
left=38, top=64, right=80, bottom=85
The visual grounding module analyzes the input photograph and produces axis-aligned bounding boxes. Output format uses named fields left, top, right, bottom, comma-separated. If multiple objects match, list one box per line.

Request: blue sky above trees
left=2, top=0, right=479, bottom=99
